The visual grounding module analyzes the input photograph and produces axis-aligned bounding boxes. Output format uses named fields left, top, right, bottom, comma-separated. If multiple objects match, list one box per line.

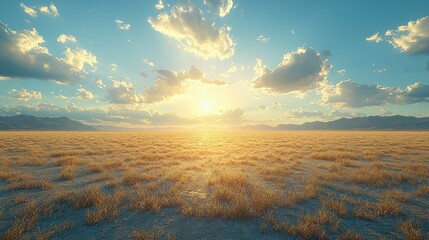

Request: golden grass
left=398, top=219, right=424, bottom=240
left=86, top=188, right=126, bottom=225
left=1, top=131, right=428, bottom=238
left=320, top=195, right=348, bottom=218
left=60, top=165, right=77, bottom=180
left=5, top=201, right=39, bottom=240
left=416, top=185, right=429, bottom=196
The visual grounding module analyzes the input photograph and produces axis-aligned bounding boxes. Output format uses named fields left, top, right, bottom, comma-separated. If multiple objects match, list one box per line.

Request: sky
left=1, top=0, right=429, bottom=128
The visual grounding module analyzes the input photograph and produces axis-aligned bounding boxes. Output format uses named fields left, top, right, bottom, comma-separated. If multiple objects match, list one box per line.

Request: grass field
left=0, top=131, right=428, bottom=239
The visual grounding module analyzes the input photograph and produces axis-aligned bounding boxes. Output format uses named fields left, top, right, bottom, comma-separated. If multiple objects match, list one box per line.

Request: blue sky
left=1, top=0, right=429, bottom=127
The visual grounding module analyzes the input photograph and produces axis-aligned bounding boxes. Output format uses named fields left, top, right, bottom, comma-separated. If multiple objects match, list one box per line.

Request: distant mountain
left=0, top=115, right=97, bottom=130
left=239, top=115, right=429, bottom=131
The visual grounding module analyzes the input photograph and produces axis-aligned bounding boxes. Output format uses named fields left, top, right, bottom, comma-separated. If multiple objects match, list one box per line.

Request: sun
left=201, top=99, right=214, bottom=114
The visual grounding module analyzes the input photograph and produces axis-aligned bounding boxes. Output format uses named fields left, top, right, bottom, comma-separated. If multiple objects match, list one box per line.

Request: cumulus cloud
left=8, top=89, right=42, bottom=101
left=144, top=66, right=226, bottom=103
left=366, top=32, right=382, bottom=43
left=383, top=16, right=429, bottom=55
left=57, top=34, right=77, bottom=44
left=203, top=0, right=234, bottom=17
left=40, top=4, right=59, bottom=17
left=64, top=47, right=97, bottom=71
left=0, top=23, right=96, bottom=82
left=76, top=87, right=94, bottom=100
left=319, top=80, right=429, bottom=108
left=115, top=19, right=131, bottom=30
left=253, top=47, right=331, bottom=94
left=155, top=0, right=164, bottom=10
left=256, top=35, right=270, bottom=43
left=148, top=6, right=235, bottom=59
left=20, top=3, right=37, bottom=17
left=107, top=79, right=143, bottom=104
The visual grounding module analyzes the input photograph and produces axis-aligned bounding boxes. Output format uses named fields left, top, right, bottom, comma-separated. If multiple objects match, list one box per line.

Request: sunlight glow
left=201, top=99, right=214, bottom=114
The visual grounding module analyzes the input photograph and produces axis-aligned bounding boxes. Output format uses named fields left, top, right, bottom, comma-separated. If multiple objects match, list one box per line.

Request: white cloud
left=107, top=79, right=143, bottom=104
left=144, top=66, right=226, bottom=103
left=383, top=16, right=429, bottom=55
left=20, top=3, right=37, bottom=17
left=115, top=19, right=131, bottom=30
left=155, top=0, right=164, bottom=10
left=95, top=78, right=106, bottom=89
left=319, top=80, right=429, bottom=108
left=57, top=34, right=77, bottom=44
left=52, top=92, right=68, bottom=100
left=366, top=32, right=382, bottom=43
left=143, top=59, right=155, bottom=67
left=203, top=0, right=234, bottom=17
left=256, top=35, right=270, bottom=43
left=64, top=48, right=97, bottom=71
left=148, top=6, right=235, bottom=59
left=111, top=63, right=117, bottom=72
left=77, top=87, right=94, bottom=100
left=40, top=4, right=59, bottom=17
left=337, top=69, right=346, bottom=76
left=8, top=89, right=42, bottom=101
left=253, top=47, right=331, bottom=94
left=0, top=23, right=96, bottom=83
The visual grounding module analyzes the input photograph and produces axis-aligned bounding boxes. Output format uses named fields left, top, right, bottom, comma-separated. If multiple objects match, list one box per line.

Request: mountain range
left=0, top=115, right=96, bottom=130
left=0, top=115, right=429, bottom=131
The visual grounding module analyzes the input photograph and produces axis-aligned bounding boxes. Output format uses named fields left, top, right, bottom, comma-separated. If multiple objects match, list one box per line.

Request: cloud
left=286, top=109, right=325, bottom=118
left=253, top=47, right=331, bottom=94
left=64, top=47, right=97, bottom=71
left=40, top=4, right=59, bottom=17
left=52, top=92, right=68, bottom=100
left=76, top=87, right=94, bottom=100
left=144, top=66, right=226, bottom=103
left=319, top=80, right=429, bottom=108
left=366, top=32, right=382, bottom=43
left=155, top=0, right=164, bottom=10
left=107, top=79, right=143, bottom=104
left=115, top=19, right=131, bottom=30
left=57, top=34, right=77, bottom=44
left=20, top=3, right=37, bottom=17
left=203, top=0, right=234, bottom=17
left=110, top=63, right=117, bottom=72
left=337, top=69, right=346, bottom=76
left=95, top=78, right=106, bottom=89
left=148, top=6, right=235, bottom=59
left=383, top=16, right=429, bottom=55
left=143, top=59, right=155, bottom=67
left=256, top=35, right=270, bottom=43
left=0, top=23, right=96, bottom=82
left=8, top=89, right=42, bottom=101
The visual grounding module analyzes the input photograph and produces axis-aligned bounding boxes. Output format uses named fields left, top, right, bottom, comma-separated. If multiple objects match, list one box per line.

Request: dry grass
left=60, top=165, right=77, bottom=180
left=5, top=201, right=39, bottom=240
left=320, top=195, right=348, bottom=218
left=398, top=219, right=424, bottom=240
left=86, top=188, right=126, bottom=225
left=0, top=131, right=428, bottom=238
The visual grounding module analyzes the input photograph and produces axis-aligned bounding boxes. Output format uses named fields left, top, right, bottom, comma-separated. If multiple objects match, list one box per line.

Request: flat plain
left=0, top=131, right=428, bottom=239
